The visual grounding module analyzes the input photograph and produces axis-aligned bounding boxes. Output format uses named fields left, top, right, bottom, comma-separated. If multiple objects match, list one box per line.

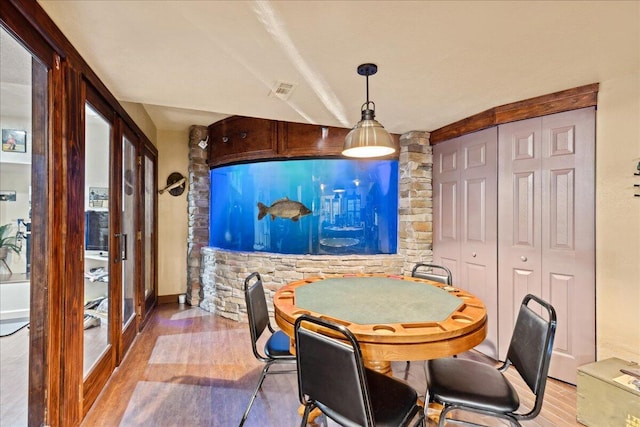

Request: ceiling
left=35, top=1, right=639, bottom=134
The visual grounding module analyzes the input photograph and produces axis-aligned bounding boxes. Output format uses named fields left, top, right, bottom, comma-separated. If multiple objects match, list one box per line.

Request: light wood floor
left=80, top=303, right=583, bottom=427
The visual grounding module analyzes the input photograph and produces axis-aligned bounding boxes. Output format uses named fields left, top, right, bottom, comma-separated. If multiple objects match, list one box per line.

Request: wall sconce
left=159, top=172, right=187, bottom=196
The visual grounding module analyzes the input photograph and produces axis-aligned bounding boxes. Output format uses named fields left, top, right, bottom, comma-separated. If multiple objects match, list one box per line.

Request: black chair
left=239, top=272, right=297, bottom=426
left=411, top=263, right=452, bottom=285
left=294, top=314, right=425, bottom=427
left=407, top=262, right=454, bottom=370
left=424, top=294, right=556, bottom=427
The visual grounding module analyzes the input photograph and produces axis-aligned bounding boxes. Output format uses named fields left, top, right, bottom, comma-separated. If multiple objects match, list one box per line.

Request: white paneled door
left=434, top=127, right=498, bottom=358
left=498, top=107, right=595, bottom=384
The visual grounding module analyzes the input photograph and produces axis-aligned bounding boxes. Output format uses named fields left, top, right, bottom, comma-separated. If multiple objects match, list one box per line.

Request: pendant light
left=342, top=63, right=396, bottom=158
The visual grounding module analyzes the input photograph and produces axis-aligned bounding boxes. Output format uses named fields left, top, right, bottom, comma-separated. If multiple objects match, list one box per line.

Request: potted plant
left=0, top=223, right=22, bottom=270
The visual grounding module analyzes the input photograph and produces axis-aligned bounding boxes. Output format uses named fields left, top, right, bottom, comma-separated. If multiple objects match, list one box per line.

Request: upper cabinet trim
left=429, top=83, right=599, bottom=144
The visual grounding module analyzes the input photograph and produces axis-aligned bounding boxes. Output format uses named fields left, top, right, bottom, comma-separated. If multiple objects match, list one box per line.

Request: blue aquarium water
left=209, top=159, right=398, bottom=255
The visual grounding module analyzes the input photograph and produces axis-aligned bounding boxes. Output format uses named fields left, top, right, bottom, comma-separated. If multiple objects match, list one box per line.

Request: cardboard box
left=577, top=358, right=640, bottom=426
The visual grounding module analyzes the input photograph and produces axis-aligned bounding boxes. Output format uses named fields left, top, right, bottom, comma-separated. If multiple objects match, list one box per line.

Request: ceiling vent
left=269, top=80, right=297, bottom=101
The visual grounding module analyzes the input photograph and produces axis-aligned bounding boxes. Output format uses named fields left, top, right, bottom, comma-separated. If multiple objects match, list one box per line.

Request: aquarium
left=210, top=159, right=398, bottom=255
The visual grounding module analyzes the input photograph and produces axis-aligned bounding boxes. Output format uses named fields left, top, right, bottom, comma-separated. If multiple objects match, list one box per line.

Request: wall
left=157, top=129, right=189, bottom=297
left=120, top=101, right=158, bottom=147
left=595, top=73, right=640, bottom=362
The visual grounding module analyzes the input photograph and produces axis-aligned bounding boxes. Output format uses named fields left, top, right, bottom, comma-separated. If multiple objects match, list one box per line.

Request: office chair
left=239, top=272, right=296, bottom=426
left=424, top=294, right=556, bottom=426
left=411, top=263, right=452, bottom=286
left=295, top=314, right=425, bottom=427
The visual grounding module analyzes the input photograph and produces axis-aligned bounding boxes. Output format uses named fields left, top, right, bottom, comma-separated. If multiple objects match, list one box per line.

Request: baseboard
left=158, top=294, right=180, bottom=305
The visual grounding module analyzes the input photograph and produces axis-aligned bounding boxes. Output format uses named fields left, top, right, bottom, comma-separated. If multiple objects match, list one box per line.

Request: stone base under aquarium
left=199, top=247, right=404, bottom=322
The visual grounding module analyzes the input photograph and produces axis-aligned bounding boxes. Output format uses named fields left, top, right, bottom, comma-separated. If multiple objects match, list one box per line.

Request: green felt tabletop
left=295, top=276, right=462, bottom=325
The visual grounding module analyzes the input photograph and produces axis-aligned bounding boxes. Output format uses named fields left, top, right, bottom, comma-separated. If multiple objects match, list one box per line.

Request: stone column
left=186, top=125, right=210, bottom=306
left=398, top=131, right=433, bottom=275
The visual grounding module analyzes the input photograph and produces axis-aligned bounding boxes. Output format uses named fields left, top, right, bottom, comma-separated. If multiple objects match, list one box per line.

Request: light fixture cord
left=365, top=73, right=370, bottom=105
left=362, top=72, right=375, bottom=117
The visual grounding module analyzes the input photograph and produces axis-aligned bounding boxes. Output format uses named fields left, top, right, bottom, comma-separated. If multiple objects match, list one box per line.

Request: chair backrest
left=294, top=314, right=374, bottom=427
left=411, top=262, right=453, bottom=285
left=244, top=272, right=272, bottom=360
left=506, top=294, right=557, bottom=419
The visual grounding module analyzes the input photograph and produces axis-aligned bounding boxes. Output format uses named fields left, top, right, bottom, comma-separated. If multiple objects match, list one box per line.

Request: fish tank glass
left=209, top=159, right=398, bottom=255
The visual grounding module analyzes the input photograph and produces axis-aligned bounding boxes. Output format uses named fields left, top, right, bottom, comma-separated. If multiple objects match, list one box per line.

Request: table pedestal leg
left=298, top=405, right=323, bottom=423
left=364, top=359, right=393, bottom=375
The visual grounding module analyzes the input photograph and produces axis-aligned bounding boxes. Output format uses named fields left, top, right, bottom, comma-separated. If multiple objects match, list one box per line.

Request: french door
left=82, top=87, right=144, bottom=411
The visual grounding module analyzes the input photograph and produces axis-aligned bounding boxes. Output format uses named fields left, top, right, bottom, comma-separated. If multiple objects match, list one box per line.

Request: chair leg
left=300, top=404, right=314, bottom=427
left=239, top=362, right=272, bottom=427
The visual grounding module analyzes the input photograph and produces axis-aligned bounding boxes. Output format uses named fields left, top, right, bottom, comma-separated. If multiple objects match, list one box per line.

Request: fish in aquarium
left=257, top=197, right=312, bottom=222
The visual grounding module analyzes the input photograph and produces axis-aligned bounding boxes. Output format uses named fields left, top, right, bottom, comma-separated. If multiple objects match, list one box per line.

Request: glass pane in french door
left=121, top=136, right=136, bottom=329
left=83, top=104, right=111, bottom=377
left=0, top=25, right=46, bottom=426
left=144, top=154, right=154, bottom=300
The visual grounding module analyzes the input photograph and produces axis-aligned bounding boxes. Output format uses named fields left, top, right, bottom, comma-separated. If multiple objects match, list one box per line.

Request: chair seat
left=265, top=329, right=294, bottom=358
left=366, top=369, right=421, bottom=426
left=426, top=358, right=520, bottom=413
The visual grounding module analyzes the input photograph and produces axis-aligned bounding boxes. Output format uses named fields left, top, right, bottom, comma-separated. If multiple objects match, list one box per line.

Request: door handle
left=520, top=256, right=528, bottom=262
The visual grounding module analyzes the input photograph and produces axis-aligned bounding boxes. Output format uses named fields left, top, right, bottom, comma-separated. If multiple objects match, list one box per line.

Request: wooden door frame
left=2, top=2, right=159, bottom=425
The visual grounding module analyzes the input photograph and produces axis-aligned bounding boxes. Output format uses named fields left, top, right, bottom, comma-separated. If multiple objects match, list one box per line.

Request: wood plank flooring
left=0, top=320, right=29, bottom=426
left=82, top=304, right=584, bottom=427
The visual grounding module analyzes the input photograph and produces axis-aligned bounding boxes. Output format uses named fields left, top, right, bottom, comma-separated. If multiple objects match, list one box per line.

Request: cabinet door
left=208, top=116, right=277, bottom=166
left=498, top=108, right=595, bottom=384
left=433, top=127, right=498, bottom=357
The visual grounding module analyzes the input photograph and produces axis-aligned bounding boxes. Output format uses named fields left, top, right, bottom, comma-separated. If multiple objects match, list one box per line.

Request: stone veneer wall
left=199, top=250, right=405, bottom=321
left=193, top=130, right=434, bottom=321
left=185, top=126, right=210, bottom=306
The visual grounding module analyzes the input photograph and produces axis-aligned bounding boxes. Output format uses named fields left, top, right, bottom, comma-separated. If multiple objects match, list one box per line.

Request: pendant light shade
left=343, top=63, right=396, bottom=158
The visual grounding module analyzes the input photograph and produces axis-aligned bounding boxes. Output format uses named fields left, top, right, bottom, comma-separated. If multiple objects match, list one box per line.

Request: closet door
left=433, top=137, right=461, bottom=277
left=541, top=108, right=595, bottom=383
left=433, top=127, right=498, bottom=357
left=459, top=129, right=498, bottom=357
left=498, top=108, right=595, bottom=384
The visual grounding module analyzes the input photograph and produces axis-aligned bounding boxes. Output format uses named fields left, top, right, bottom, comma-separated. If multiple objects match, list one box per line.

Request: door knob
left=520, top=256, right=527, bottom=262
left=472, top=252, right=477, bottom=258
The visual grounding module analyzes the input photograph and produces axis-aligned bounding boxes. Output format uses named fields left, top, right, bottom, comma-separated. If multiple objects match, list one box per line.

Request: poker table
left=273, top=274, right=487, bottom=375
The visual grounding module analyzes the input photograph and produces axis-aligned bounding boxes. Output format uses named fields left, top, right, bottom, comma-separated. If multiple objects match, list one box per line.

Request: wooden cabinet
left=208, top=116, right=278, bottom=166
left=208, top=116, right=398, bottom=167
left=278, top=121, right=347, bottom=157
